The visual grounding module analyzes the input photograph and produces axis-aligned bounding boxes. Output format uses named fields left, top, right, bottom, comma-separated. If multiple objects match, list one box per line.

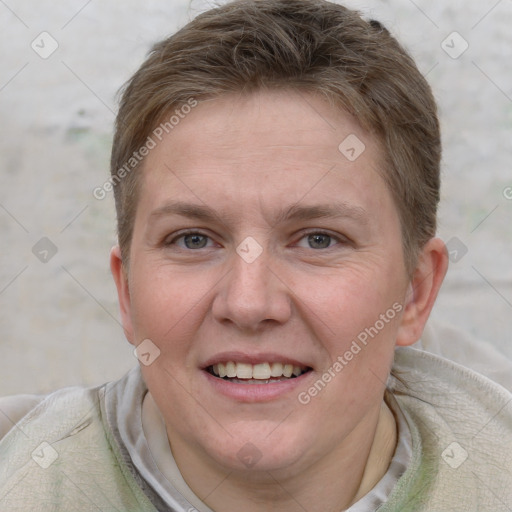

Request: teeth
left=226, top=361, right=237, bottom=378
left=270, top=362, right=283, bottom=377
left=209, top=361, right=308, bottom=380
left=252, top=363, right=271, bottom=380
left=236, top=363, right=253, bottom=379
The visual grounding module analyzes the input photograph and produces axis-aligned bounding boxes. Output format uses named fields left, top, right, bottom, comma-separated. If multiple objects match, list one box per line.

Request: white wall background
left=1, top=0, right=511, bottom=395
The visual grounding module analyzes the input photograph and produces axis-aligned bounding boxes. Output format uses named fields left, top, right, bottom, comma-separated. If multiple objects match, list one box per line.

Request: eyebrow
left=273, top=203, right=369, bottom=226
left=148, top=201, right=369, bottom=226
left=149, top=202, right=228, bottom=224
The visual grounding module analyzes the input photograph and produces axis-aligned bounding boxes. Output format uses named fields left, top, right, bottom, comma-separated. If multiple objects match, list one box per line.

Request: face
left=114, top=90, right=414, bottom=477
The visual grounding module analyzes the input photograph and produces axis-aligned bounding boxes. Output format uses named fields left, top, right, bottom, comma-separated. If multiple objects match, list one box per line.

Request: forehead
left=154, top=91, right=371, bottom=165
left=139, top=90, right=393, bottom=220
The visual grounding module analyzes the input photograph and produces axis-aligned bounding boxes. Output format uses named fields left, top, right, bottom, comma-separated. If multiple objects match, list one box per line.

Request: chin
left=197, top=423, right=312, bottom=474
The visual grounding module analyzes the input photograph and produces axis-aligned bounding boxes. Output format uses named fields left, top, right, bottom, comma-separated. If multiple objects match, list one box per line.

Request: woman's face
left=114, top=90, right=413, bottom=476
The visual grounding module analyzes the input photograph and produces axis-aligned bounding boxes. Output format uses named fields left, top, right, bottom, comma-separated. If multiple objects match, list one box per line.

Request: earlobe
left=110, top=245, right=135, bottom=344
left=396, top=238, right=449, bottom=347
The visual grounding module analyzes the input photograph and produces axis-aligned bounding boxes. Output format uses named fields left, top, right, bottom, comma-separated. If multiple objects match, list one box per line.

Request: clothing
left=121, top=374, right=412, bottom=512
left=1, top=346, right=512, bottom=511
left=416, top=321, right=512, bottom=392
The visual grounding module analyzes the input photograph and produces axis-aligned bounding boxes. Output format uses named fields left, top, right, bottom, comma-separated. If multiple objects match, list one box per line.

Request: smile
left=207, top=361, right=311, bottom=383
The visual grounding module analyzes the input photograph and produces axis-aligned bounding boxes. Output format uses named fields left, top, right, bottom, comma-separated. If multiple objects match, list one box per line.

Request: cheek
left=294, top=259, right=404, bottom=341
left=289, top=261, right=405, bottom=408
left=297, top=271, right=401, bottom=410
left=128, top=262, right=212, bottom=350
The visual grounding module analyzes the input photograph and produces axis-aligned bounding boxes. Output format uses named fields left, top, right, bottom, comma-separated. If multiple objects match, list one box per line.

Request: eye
left=296, top=232, right=340, bottom=249
left=183, top=234, right=209, bottom=249
left=306, top=233, right=334, bottom=249
left=167, top=232, right=214, bottom=249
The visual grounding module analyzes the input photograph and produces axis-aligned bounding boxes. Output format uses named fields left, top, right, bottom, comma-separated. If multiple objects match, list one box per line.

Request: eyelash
left=164, top=230, right=216, bottom=248
left=164, top=229, right=348, bottom=250
left=296, top=229, right=347, bottom=249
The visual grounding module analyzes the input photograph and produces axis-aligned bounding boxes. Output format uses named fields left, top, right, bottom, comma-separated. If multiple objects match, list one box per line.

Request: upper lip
left=201, top=352, right=312, bottom=369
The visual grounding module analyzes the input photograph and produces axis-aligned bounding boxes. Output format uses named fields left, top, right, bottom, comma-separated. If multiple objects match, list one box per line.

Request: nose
left=211, top=247, right=292, bottom=332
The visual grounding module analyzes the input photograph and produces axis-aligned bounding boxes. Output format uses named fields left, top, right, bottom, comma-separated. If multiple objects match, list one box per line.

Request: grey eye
left=184, top=234, right=209, bottom=249
left=307, top=233, right=332, bottom=249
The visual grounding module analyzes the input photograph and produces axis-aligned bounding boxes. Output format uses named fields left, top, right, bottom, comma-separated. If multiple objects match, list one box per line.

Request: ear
left=396, top=237, right=448, bottom=346
left=110, top=245, right=135, bottom=345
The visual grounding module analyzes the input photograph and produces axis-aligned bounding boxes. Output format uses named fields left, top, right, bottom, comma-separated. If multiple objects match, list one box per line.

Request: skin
left=111, top=90, right=448, bottom=511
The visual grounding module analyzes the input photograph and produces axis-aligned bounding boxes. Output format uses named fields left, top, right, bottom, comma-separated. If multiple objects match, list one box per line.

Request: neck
left=350, top=399, right=397, bottom=504
left=168, top=399, right=397, bottom=512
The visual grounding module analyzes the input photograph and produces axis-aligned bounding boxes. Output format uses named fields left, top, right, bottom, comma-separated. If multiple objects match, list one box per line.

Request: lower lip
left=202, top=369, right=312, bottom=402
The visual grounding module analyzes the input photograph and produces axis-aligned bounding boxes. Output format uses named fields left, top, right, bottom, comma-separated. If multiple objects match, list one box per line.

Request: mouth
left=205, top=361, right=312, bottom=384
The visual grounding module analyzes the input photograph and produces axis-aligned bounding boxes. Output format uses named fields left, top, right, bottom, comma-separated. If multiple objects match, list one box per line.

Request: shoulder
left=385, top=347, right=512, bottom=510
left=0, top=374, right=157, bottom=511
left=414, top=320, right=512, bottom=392
left=391, top=345, right=512, bottom=436
left=0, top=394, right=46, bottom=440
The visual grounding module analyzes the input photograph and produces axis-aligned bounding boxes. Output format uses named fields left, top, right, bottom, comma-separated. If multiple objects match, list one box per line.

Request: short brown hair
left=111, top=0, right=441, bottom=275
